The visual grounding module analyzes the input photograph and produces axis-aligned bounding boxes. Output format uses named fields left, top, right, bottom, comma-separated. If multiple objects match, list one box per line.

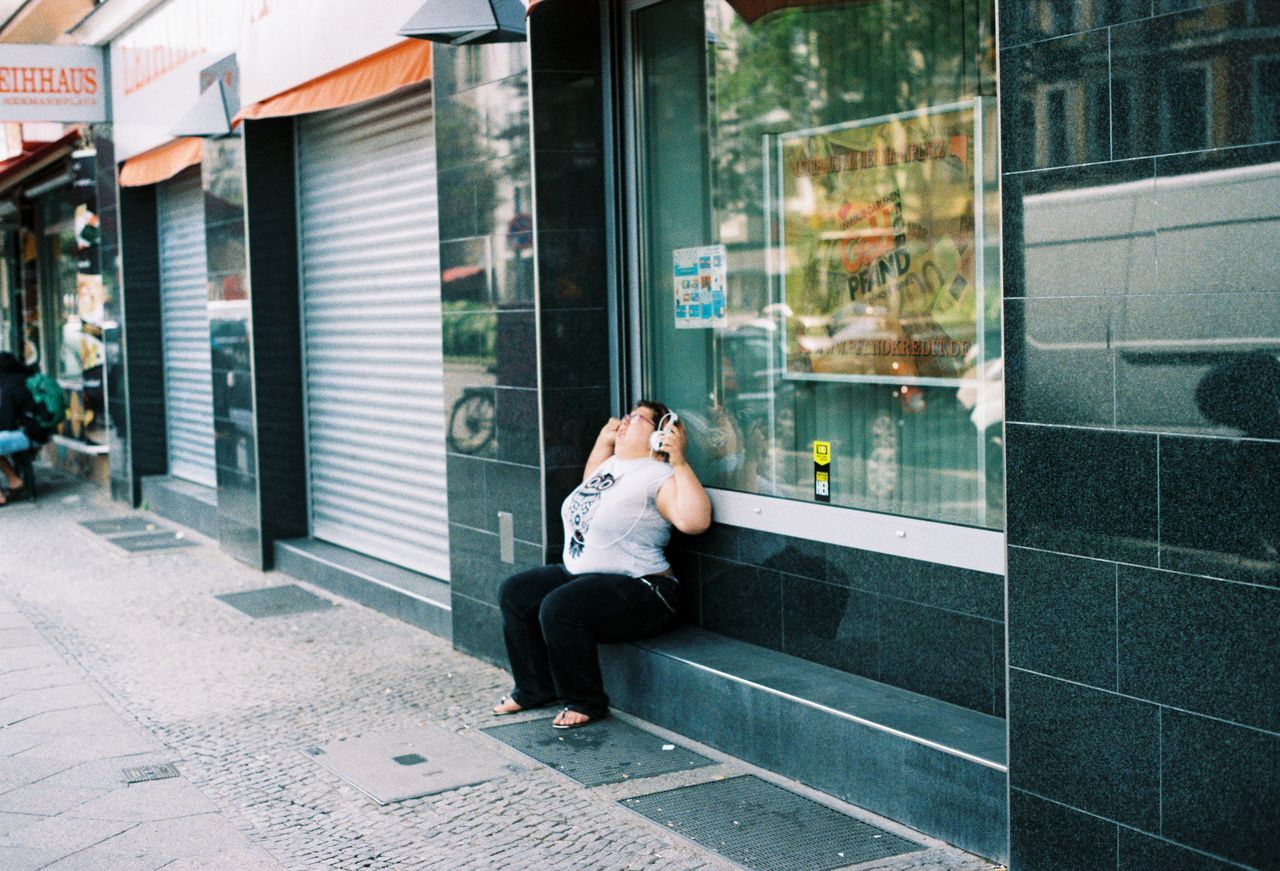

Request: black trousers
left=498, top=564, right=678, bottom=718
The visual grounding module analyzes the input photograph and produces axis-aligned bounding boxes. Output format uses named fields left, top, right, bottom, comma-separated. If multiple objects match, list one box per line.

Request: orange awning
left=233, top=39, right=432, bottom=125
left=118, top=137, right=203, bottom=188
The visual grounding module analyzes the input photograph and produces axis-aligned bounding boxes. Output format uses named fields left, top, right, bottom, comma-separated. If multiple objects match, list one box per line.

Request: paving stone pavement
left=0, top=472, right=1003, bottom=871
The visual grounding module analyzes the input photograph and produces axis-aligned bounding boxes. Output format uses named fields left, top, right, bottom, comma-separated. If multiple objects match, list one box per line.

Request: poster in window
left=777, top=100, right=982, bottom=382
left=672, top=244, right=727, bottom=330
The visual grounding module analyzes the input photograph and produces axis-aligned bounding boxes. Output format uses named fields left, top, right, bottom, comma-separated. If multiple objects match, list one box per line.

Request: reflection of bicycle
left=447, top=389, right=496, bottom=454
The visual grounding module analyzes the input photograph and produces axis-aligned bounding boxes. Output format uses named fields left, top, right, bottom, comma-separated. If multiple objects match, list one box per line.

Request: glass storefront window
left=39, top=186, right=82, bottom=383
left=632, top=0, right=1003, bottom=529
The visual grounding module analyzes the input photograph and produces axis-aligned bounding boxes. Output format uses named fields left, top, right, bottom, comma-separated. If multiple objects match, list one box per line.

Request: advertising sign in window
left=776, top=101, right=983, bottom=385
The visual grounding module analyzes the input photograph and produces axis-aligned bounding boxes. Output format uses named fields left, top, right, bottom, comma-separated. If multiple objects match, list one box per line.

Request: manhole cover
left=481, top=717, right=714, bottom=787
left=621, top=775, right=924, bottom=871
left=111, top=531, right=198, bottom=554
left=122, top=763, right=180, bottom=784
left=303, top=727, right=526, bottom=804
left=215, top=585, right=336, bottom=618
left=81, top=517, right=160, bottom=536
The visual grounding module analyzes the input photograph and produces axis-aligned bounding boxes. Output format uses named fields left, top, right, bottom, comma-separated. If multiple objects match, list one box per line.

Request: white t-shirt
left=561, top=455, right=676, bottom=577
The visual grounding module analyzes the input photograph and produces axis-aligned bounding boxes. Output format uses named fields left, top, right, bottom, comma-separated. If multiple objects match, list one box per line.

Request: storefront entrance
left=158, top=167, right=217, bottom=488
left=296, top=84, right=451, bottom=580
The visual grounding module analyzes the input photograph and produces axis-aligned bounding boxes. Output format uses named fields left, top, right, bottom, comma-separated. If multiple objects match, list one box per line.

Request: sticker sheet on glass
left=672, top=245, right=727, bottom=330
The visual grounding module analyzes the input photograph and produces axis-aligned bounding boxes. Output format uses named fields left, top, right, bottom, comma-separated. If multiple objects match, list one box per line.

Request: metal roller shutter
left=297, top=84, right=450, bottom=580
left=158, top=168, right=217, bottom=488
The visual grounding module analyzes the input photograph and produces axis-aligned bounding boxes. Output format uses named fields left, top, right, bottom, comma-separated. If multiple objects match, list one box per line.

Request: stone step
left=141, top=475, right=218, bottom=539
left=273, top=538, right=451, bottom=640
left=600, top=626, right=1008, bottom=864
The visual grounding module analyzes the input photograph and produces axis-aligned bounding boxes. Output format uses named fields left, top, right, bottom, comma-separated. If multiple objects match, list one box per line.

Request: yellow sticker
left=813, top=441, right=830, bottom=464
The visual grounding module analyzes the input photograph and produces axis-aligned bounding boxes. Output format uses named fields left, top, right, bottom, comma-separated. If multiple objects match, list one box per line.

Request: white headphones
left=649, top=412, right=679, bottom=453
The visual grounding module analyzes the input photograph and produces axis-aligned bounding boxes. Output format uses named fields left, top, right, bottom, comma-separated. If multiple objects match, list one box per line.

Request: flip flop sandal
left=492, top=696, right=524, bottom=715
left=551, top=707, right=596, bottom=730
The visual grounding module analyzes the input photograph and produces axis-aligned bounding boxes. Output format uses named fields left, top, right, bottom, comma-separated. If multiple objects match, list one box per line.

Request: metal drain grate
left=215, top=584, right=337, bottom=618
left=81, top=517, right=161, bottom=535
left=620, top=775, right=924, bottom=871
left=481, top=717, right=714, bottom=788
left=111, top=531, right=197, bottom=553
left=122, top=763, right=180, bottom=784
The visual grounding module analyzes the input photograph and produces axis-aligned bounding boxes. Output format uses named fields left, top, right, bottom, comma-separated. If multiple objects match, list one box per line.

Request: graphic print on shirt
left=567, top=470, right=618, bottom=559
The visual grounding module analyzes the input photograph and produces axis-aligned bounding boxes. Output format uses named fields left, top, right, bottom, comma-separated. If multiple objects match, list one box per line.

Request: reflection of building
left=0, top=0, right=1273, bottom=867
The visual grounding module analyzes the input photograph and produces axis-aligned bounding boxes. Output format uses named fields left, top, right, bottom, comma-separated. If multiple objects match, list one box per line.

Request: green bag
left=24, top=373, right=67, bottom=430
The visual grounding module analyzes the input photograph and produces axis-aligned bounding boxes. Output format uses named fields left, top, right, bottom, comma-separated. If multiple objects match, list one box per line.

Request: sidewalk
left=0, top=471, right=1000, bottom=870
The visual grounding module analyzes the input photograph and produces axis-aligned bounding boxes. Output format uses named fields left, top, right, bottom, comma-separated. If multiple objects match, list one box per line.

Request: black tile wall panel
left=1158, top=436, right=1280, bottom=587
left=999, top=0, right=1149, bottom=48
left=542, top=387, right=610, bottom=468
left=1000, top=29, right=1109, bottom=173
left=879, top=596, right=999, bottom=714
left=1006, top=424, right=1158, bottom=565
left=1004, top=296, right=1115, bottom=427
left=1116, top=829, right=1239, bottom=871
left=531, top=150, right=605, bottom=234
left=529, top=0, right=599, bottom=73
left=493, top=387, right=539, bottom=467
left=537, top=230, right=607, bottom=310
left=1008, top=547, right=1117, bottom=689
left=670, top=523, right=1006, bottom=715
left=700, top=557, right=782, bottom=650
left=531, top=71, right=603, bottom=153
left=540, top=308, right=610, bottom=389
left=1111, top=3, right=1279, bottom=160
left=483, top=460, right=542, bottom=545
left=1002, top=159, right=1157, bottom=300
left=446, top=453, right=491, bottom=531
left=451, top=592, right=507, bottom=668
left=243, top=118, right=309, bottom=564
left=1009, top=789, right=1117, bottom=871
left=1153, top=142, right=1280, bottom=295
left=780, top=577, right=878, bottom=678
left=117, top=184, right=167, bottom=499
left=1008, top=670, right=1160, bottom=829
left=738, top=529, right=827, bottom=581
left=1161, top=709, right=1280, bottom=869
left=1001, top=0, right=1280, bottom=864
left=1118, top=565, right=1279, bottom=732
left=449, top=522, right=542, bottom=610
left=1115, top=296, right=1280, bottom=437
left=494, top=309, right=537, bottom=388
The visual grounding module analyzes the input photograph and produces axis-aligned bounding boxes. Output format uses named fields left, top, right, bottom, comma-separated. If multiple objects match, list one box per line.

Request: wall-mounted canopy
left=232, top=40, right=432, bottom=125
left=399, top=0, right=527, bottom=44
left=118, top=137, right=203, bottom=188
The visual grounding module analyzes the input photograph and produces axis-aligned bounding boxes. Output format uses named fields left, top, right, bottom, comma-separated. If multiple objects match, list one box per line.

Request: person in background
left=0, top=352, right=43, bottom=505
left=493, top=400, right=712, bottom=728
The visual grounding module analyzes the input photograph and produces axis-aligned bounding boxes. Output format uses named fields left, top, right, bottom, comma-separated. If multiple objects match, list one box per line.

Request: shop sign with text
left=0, top=45, right=105, bottom=123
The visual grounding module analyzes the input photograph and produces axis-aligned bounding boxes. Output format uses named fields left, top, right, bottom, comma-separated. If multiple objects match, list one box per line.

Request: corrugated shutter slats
left=158, top=168, right=217, bottom=489
left=297, top=85, right=450, bottom=580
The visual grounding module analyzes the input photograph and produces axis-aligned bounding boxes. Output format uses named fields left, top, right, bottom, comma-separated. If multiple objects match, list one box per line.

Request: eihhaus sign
left=0, top=45, right=106, bottom=123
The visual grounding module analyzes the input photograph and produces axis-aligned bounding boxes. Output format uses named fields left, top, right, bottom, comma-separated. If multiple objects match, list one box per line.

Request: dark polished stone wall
left=668, top=526, right=1006, bottom=717
left=445, top=2, right=613, bottom=667
left=1001, top=2, right=1279, bottom=868
left=115, top=182, right=167, bottom=505
left=238, top=119, right=309, bottom=569
left=436, top=40, right=543, bottom=664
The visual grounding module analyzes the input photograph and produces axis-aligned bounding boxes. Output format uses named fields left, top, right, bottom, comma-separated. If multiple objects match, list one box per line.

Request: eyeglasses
left=621, top=412, right=657, bottom=429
